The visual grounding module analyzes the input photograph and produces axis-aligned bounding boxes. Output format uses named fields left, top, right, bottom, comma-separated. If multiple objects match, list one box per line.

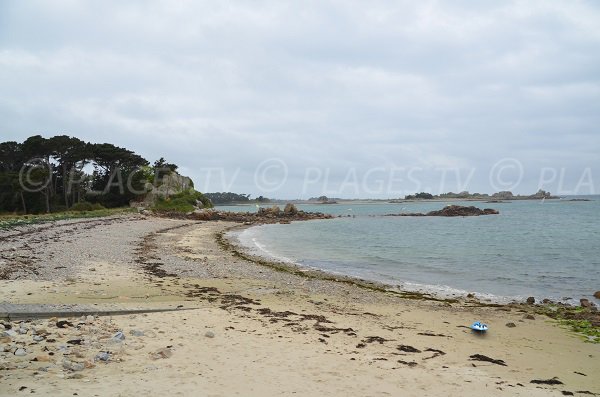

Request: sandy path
left=0, top=215, right=598, bottom=396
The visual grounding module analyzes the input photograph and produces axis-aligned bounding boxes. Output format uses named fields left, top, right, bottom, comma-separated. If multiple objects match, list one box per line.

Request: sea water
left=221, top=198, right=600, bottom=304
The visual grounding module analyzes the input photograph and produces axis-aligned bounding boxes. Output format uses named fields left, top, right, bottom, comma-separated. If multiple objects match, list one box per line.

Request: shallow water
left=222, top=198, right=600, bottom=304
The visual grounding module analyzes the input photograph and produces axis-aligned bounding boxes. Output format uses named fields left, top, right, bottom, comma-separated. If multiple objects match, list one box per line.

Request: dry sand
left=0, top=215, right=598, bottom=396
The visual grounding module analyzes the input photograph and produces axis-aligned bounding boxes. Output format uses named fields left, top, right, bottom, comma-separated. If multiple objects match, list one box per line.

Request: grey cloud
left=1, top=0, right=599, bottom=198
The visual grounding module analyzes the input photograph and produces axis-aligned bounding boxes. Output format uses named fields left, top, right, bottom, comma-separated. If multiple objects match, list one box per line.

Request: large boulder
left=142, top=172, right=194, bottom=206
left=594, top=291, right=600, bottom=299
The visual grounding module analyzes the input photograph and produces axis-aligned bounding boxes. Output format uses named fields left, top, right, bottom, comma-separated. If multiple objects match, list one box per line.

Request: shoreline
left=226, top=222, right=593, bottom=307
left=1, top=214, right=599, bottom=396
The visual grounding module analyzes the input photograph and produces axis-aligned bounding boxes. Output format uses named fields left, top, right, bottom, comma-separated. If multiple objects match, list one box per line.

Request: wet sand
left=0, top=215, right=598, bottom=396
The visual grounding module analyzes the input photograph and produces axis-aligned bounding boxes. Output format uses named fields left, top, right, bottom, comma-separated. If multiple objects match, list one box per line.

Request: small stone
left=33, top=335, right=45, bottom=342
left=151, top=347, right=173, bottom=360
left=111, top=331, right=126, bottom=341
left=523, top=314, right=535, bottom=320
left=84, top=360, right=95, bottom=369
left=35, top=354, right=51, bottom=362
left=204, top=331, right=215, bottom=338
left=63, top=359, right=85, bottom=371
left=85, top=315, right=94, bottom=324
left=95, top=352, right=110, bottom=362
left=33, top=328, right=48, bottom=336
left=526, top=297, right=535, bottom=305
left=14, top=348, right=27, bottom=356
left=129, top=330, right=144, bottom=337
left=466, top=293, right=475, bottom=298
left=580, top=299, right=592, bottom=308
left=3, top=329, right=17, bottom=337
left=505, top=322, right=517, bottom=328
left=18, top=327, right=28, bottom=335
left=56, top=320, right=73, bottom=328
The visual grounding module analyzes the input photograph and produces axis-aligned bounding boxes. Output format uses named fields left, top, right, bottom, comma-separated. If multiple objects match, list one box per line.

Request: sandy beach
left=1, top=214, right=598, bottom=396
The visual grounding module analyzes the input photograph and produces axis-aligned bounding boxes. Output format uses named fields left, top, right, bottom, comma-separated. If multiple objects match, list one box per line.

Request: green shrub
left=152, top=189, right=213, bottom=213
left=90, top=203, right=106, bottom=211
left=70, top=202, right=93, bottom=211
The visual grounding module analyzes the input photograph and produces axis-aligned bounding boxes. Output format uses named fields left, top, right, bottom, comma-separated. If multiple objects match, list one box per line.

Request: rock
left=283, top=203, right=298, bottom=215
left=129, top=330, right=144, bottom=337
left=56, top=320, right=73, bottom=328
left=505, top=322, right=517, bottom=328
left=580, top=299, right=592, bottom=308
left=150, top=347, right=173, bottom=360
left=526, top=297, right=535, bottom=305
left=95, top=352, right=110, bottom=362
left=542, top=298, right=551, bottom=304
left=594, top=291, right=600, bottom=299
left=204, top=331, right=215, bottom=338
left=3, top=329, right=17, bottom=338
left=84, top=360, right=95, bottom=369
left=111, top=331, right=126, bottom=341
left=17, top=327, right=28, bottom=335
left=85, top=315, right=95, bottom=323
left=35, top=354, right=51, bottom=362
left=33, top=335, right=45, bottom=342
left=467, top=293, right=475, bottom=298
left=14, top=348, right=27, bottom=356
left=63, top=359, right=85, bottom=372
left=389, top=205, right=499, bottom=217
left=523, top=314, right=535, bottom=320
left=33, top=328, right=48, bottom=336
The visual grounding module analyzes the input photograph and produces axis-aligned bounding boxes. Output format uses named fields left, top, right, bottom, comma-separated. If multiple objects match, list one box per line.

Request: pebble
left=204, top=331, right=215, bottom=338
left=151, top=347, right=173, bottom=360
left=505, top=322, right=517, bottom=328
left=35, top=354, right=51, bottom=362
left=63, top=359, right=85, bottom=372
left=95, top=352, right=110, bottom=362
left=129, top=330, right=144, bottom=337
left=111, top=331, right=126, bottom=342
left=33, top=335, right=45, bottom=342
left=14, top=348, right=27, bottom=356
left=3, top=329, right=17, bottom=337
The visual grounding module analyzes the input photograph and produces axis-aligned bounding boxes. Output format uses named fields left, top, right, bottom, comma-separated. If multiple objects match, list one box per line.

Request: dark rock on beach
left=526, top=297, right=535, bottom=305
left=593, top=291, right=600, bottom=299
left=580, top=299, right=595, bottom=308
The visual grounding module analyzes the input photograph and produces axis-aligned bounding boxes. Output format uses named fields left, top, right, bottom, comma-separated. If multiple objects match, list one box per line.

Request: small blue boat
left=471, top=321, right=488, bottom=332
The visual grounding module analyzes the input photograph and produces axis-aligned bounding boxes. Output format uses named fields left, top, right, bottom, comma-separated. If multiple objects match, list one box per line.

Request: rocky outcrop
left=156, top=204, right=333, bottom=224
left=594, top=291, right=600, bottom=299
left=386, top=205, right=499, bottom=217
left=130, top=172, right=196, bottom=208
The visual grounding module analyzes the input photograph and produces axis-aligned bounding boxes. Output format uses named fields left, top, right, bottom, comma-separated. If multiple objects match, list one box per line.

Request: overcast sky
left=1, top=1, right=599, bottom=198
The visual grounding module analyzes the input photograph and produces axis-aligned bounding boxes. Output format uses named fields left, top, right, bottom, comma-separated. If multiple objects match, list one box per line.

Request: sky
left=1, top=0, right=599, bottom=198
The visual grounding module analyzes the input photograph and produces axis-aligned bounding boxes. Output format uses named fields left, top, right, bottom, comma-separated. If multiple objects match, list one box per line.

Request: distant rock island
left=386, top=205, right=499, bottom=217
left=393, top=189, right=558, bottom=202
